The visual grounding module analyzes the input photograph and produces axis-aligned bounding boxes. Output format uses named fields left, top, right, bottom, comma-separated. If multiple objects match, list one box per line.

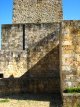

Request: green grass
left=64, top=87, right=80, bottom=93
left=0, top=99, right=9, bottom=103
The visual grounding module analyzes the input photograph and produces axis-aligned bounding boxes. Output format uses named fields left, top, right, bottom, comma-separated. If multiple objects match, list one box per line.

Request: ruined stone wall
left=13, top=0, right=63, bottom=23
left=61, top=21, right=80, bottom=90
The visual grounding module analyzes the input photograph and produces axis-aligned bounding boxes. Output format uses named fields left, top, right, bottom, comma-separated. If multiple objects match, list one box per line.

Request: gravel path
left=0, top=99, right=50, bottom=107
left=0, top=93, right=62, bottom=107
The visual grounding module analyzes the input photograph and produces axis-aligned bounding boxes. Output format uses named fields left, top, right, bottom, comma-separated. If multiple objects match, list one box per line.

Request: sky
left=0, top=0, right=80, bottom=48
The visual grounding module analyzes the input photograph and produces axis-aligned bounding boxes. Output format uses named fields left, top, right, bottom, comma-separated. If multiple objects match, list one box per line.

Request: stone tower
left=13, top=0, right=63, bottom=23
left=0, top=0, right=63, bottom=96
left=0, top=0, right=80, bottom=106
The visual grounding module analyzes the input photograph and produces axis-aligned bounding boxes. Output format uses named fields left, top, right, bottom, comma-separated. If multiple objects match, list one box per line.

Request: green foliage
left=64, top=87, right=80, bottom=93
left=0, top=99, right=9, bottom=103
left=77, top=104, right=80, bottom=107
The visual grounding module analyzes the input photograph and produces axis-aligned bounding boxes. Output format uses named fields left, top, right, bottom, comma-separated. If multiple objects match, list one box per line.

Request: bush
left=64, top=87, right=80, bottom=93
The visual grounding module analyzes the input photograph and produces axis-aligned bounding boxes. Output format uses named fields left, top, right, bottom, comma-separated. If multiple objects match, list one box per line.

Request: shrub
left=64, top=87, right=80, bottom=93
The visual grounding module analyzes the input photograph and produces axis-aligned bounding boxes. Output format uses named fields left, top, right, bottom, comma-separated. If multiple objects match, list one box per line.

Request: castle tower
left=0, top=0, right=63, bottom=96
left=13, top=0, right=63, bottom=23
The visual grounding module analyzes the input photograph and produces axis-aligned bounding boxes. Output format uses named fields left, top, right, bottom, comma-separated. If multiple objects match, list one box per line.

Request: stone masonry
left=0, top=0, right=63, bottom=95
left=0, top=23, right=61, bottom=94
left=0, top=0, right=80, bottom=106
left=13, top=0, right=63, bottom=23
left=61, top=21, right=80, bottom=90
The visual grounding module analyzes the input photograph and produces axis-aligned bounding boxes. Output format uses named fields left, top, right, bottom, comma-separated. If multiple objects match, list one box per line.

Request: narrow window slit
left=23, top=24, right=25, bottom=50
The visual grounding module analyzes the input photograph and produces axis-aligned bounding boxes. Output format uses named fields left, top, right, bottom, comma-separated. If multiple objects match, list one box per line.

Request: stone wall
left=1, top=24, right=23, bottom=50
left=25, top=23, right=60, bottom=48
left=0, top=45, right=60, bottom=93
left=0, top=78, right=20, bottom=95
left=61, top=21, right=80, bottom=90
left=0, top=50, right=27, bottom=78
left=63, top=93, right=80, bottom=107
left=0, top=22, right=61, bottom=93
left=2, top=23, right=60, bottom=50
left=13, top=0, right=63, bottom=23
left=1, top=20, right=80, bottom=94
